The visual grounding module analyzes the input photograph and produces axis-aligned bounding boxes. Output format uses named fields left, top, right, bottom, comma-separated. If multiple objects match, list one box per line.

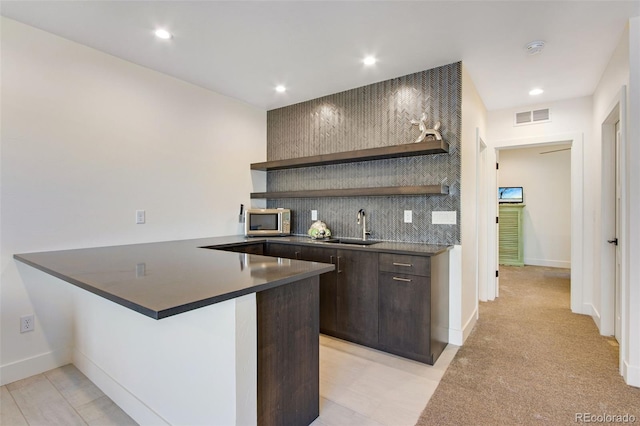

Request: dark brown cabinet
left=266, top=243, right=338, bottom=333
left=266, top=244, right=379, bottom=344
left=297, top=246, right=338, bottom=334
left=378, top=271, right=431, bottom=363
left=378, top=252, right=448, bottom=364
left=216, top=242, right=265, bottom=255
left=335, top=249, right=378, bottom=347
left=265, top=242, right=300, bottom=259
left=217, top=240, right=449, bottom=365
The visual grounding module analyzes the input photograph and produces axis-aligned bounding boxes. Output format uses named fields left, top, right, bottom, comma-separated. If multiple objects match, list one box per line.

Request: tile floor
left=314, top=335, right=458, bottom=426
left=1, top=336, right=457, bottom=426
left=1, top=364, right=136, bottom=426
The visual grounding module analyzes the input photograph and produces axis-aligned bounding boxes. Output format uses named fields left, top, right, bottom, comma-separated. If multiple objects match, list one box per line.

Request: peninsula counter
left=14, top=236, right=335, bottom=426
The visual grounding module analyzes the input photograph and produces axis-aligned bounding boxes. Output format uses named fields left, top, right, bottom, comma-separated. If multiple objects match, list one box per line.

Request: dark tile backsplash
left=266, top=62, right=461, bottom=244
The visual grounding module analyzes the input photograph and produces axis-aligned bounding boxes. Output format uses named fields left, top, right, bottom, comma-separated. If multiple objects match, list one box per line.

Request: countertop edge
left=14, top=254, right=161, bottom=319
left=154, top=264, right=334, bottom=319
left=14, top=251, right=334, bottom=321
left=215, top=236, right=453, bottom=256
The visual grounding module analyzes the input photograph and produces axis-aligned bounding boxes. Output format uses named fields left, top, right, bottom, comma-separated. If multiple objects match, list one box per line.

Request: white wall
left=487, top=96, right=591, bottom=315
left=498, top=144, right=571, bottom=268
left=626, top=15, right=640, bottom=389
left=592, top=18, right=640, bottom=387
left=0, top=18, right=266, bottom=384
left=591, top=24, right=629, bottom=337
left=456, top=64, right=487, bottom=344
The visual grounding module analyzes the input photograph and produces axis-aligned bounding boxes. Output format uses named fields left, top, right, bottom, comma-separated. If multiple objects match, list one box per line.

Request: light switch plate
left=135, top=210, right=146, bottom=224
left=432, top=211, right=457, bottom=225
left=404, top=210, right=412, bottom=223
left=311, top=210, right=318, bottom=221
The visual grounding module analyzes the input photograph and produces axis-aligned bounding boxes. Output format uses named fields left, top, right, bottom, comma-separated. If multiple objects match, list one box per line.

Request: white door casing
left=488, top=132, right=584, bottom=313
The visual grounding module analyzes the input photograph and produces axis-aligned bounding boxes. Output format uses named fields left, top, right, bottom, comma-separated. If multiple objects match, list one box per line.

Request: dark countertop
left=14, top=236, right=334, bottom=320
left=218, top=235, right=452, bottom=256
left=14, top=235, right=450, bottom=320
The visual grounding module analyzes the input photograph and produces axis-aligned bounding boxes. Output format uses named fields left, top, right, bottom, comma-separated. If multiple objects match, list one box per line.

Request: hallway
left=417, top=266, right=640, bottom=425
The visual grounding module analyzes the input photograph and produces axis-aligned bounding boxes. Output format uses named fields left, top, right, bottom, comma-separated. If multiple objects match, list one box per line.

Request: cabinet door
left=335, top=249, right=378, bottom=346
left=378, top=271, right=431, bottom=362
left=499, top=206, right=524, bottom=266
left=265, top=243, right=300, bottom=259
left=298, top=246, right=337, bottom=334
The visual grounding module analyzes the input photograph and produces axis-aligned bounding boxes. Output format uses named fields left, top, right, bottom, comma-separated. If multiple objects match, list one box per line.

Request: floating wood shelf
left=251, top=185, right=449, bottom=199
left=251, top=139, right=449, bottom=171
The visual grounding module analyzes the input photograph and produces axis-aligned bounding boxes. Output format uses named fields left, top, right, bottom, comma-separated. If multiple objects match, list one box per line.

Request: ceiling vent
left=514, top=108, right=551, bottom=126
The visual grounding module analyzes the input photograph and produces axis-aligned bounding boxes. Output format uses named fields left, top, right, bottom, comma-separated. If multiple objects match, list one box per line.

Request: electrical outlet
left=136, top=262, right=146, bottom=278
left=311, top=210, right=318, bottom=221
left=136, top=210, right=145, bottom=224
left=20, top=314, right=34, bottom=333
left=404, top=210, right=412, bottom=223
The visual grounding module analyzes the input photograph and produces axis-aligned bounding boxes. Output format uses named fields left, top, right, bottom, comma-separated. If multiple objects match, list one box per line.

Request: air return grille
left=514, top=108, right=550, bottom=126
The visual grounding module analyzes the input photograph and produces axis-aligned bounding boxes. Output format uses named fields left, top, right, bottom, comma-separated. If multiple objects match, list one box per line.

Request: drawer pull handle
left=392, top=262, right=412, bottom=267
left=392, top=277, right=412, bottom=282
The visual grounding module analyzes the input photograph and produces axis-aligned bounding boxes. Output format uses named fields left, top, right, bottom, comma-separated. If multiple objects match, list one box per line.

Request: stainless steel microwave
left=244, top=208, right=291, bottom=236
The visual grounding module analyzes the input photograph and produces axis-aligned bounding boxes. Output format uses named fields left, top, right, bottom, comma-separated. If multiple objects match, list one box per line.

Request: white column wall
left=625, top=16, right=640, bottom=388
left=0, top=18, right=266, bottom=384
left=455, top=65, right=487, bottom=344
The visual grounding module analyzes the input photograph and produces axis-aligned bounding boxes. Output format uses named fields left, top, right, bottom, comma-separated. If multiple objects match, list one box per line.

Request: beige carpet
left=417, top=266, right=640, bottom=425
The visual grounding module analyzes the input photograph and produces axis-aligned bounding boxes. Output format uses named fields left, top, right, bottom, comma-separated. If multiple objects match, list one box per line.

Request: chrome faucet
left=357, top=209, right=371, bottom=241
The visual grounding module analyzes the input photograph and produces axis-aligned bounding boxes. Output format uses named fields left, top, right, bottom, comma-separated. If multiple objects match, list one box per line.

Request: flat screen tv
left=498, top=186, right=523, bottom=203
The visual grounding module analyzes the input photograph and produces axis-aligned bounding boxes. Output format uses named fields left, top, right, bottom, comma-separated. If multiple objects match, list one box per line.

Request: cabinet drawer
left=379, top=253, right=430, bottom=276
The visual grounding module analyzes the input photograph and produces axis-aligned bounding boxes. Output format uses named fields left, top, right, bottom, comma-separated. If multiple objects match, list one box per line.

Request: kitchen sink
left=325, top=238, right=381, bottom=246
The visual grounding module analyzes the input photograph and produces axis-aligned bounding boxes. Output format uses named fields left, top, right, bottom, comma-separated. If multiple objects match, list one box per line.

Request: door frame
left=477, top=132, right=488, bottom=303
left=600, top=86, right=627, bottom=375
left=486, top=132, right=584, bottom=314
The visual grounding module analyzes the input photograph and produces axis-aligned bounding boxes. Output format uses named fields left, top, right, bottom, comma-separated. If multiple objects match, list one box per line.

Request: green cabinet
left=499, top=204, right=525, bottom=266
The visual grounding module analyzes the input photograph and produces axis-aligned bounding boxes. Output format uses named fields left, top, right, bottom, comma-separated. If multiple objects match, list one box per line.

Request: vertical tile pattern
left=266, top=62, right=461, bottom=244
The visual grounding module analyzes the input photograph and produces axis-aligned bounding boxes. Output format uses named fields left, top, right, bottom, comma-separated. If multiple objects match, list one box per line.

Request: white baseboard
left=623, top=361, right=640, bottom=388
left=449, top=307, right=478, bottom=346
left=73, top=349, right=169, bottom=425
left=589, top=304, right=602, bottom=330
left=0, top=347, right=71, bottom=386
left=523, top=258, right=571, bottom=268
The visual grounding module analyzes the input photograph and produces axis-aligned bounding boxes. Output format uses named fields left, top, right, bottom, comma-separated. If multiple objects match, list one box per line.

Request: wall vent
left=514, top=108, right=551, bottom=126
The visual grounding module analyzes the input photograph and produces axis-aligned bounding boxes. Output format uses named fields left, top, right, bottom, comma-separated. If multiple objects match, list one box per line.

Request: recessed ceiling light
left=275, top=85, right=286, bottom=93
left=529, top=88, right=544, bottom=96
left=363, top=56, right=377, bottom=66
left=155, top=29, right=172, bottom=40
left=524, top=40, right=545, bottom=55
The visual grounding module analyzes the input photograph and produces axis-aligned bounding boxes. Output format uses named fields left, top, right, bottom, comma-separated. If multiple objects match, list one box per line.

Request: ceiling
left=1, top=1, right=638, bottom=111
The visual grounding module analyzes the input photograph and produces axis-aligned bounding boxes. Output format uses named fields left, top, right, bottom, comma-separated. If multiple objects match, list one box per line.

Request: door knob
left=607, top=238, right=618, bottom=246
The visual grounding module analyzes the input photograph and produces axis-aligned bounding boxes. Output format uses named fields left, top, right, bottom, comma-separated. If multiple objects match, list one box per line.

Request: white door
left=614, top=121, right=622, bottom=342
left=495, top=150, right=500, bottom=297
